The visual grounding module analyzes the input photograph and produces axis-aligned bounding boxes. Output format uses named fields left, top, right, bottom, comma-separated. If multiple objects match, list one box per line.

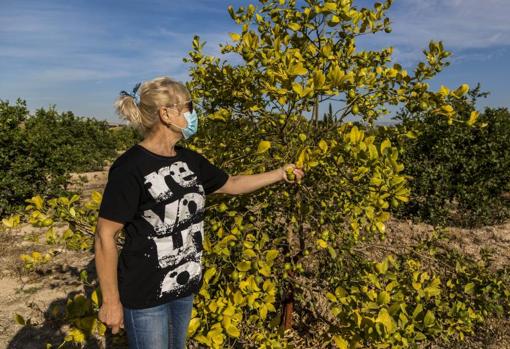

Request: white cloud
left=357, top=0, right=510, bottom=66
left=32, top=68, right=133, bottom=82
left=2, top=0, right=507, bottom=120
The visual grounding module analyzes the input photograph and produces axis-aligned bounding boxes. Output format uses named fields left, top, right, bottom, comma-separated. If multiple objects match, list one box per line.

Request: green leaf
left=423, top=310, right=435, bottom=327
left=236, top=261, right=251, bottom=272
left=464, top=282, right=475, bottom=295
left=265, top=249, right=279, bottom=263
left=377, top=291, right=391, bottom=305
left=14, top=313, right=26, bottom=325
left=375, top=259, right=388, bottom=274
left=412, top=304, right=423, bottom=319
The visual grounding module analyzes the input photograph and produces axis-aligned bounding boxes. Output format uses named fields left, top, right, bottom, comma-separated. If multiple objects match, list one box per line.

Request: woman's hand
left=281, top=164, right=305, bottom=183
left=98, top=301, right=124, bottom=334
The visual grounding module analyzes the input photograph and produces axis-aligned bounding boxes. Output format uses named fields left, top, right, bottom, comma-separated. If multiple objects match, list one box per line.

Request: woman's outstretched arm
left=214, top=164, right=305, bottom=195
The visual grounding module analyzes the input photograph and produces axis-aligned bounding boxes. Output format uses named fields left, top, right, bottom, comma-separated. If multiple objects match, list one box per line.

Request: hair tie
left=120, top=81, right=142, bottom=104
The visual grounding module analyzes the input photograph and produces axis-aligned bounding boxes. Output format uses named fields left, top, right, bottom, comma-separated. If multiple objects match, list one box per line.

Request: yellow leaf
left=328, top=15, right=340, bottom=26
left=2, top=214, right=20, bottom=228
left=30, top=195, right=44, bottom=210
left=229, top=32, right=241, bottom=42
left=296, top=147, right=307, bottom=169
left=66, top=328, right=86, bottom=344
left=233, top=291, right=244, bottom=305
left=226, top=324, right=240, bottom=338
left=453, top=83, right=469, bottom=97
left=260, top=304, right=268, bottom=320
left=326, top=292, right=337, bottom=302
left=322, top=2, right=337, bottom=11
left=204, top=267, right=216, bottom=284
left=292, top=82, right=303, bottom=96
left=368, top=144, right=378, bottom=160
left=395, top=195, right=409, bottom=202
left=187, top=318, right=200, bottom=337
left=223, top=304, right=235, bottom=317
left=438, top=85, right=449, bottom=98
left=376, top=308, right=394, bottom=333
left=243, top=249, right=257, bottom=258
left=195, top=334, right=211, bottom=346
left=333, top=335, right=349, bottom=349
left=349, top=125, right=363, bottom=143
left=91, top=191, right=102, bottom=204
left=380, top=139, right=391, bottom=154
left=207, top=330, right=224, bottom=345
left=258, top=263, right=271, bottom=277
left=318, top=139, right=328, bottom=153
left=265, top=249, right=279, bottom=263
left=313, top=70, right=326, bottom=88
left=441, top=104, right=454, bottom=113
left=288, top=22, right=301, bottom=31
left=91, top=288, right=100, bottom=306
left=316, top=239, right=328, bottom=249
left=288, top=62, right=308, bottom=76
left=467, top=110, right=479, bottom=126
left=256, top=140, right=271, bottom=154
left=266, top=302, right=276, bottom=312
left=263, top=280, right=274, bottom=292
left=405, top=130, right=417, bottom=139
left=302, top=86, right=314, bottom=98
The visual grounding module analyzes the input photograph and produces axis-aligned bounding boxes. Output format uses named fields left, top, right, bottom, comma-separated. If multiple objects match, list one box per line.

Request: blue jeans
left=123, top=293, right=195, bottom=349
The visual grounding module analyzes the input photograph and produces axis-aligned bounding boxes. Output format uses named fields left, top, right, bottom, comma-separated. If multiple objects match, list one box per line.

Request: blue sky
left=1, top=0, right=509, bottom=125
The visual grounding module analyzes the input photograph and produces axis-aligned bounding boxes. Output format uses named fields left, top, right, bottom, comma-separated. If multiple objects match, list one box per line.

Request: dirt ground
left=0, top=169, right=509, bottom=349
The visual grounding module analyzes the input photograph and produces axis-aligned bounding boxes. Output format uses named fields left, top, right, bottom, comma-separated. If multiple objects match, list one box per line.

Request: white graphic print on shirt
left=141, top=161, right=205, bottom=298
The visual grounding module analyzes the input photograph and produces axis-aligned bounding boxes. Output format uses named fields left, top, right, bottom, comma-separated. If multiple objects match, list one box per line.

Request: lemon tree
left=178, top=0, right=480, bottom=347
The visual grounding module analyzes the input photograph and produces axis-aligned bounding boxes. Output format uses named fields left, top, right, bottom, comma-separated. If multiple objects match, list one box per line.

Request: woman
left=94, top=76, right=304, bottom=349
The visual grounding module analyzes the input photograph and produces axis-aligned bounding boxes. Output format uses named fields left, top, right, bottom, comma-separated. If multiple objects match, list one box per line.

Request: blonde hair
left=114, top=76, right=191, bottom=136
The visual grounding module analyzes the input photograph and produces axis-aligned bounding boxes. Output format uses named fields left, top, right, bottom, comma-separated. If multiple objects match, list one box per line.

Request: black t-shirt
left=97, top=143, right=229, bottom=309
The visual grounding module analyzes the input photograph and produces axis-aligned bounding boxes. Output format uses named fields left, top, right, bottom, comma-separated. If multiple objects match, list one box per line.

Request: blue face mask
left=181, top=110, right=198, bottom=139
left=170, top=109, right=198, bottom=140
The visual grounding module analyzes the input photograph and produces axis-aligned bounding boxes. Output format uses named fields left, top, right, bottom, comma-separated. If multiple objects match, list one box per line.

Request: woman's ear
left=159, top=106, right=169, bottom=118
left=159, top=106, right=177, bottom=124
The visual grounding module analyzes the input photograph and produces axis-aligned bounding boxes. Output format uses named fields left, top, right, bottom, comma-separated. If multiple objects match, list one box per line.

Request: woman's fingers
left=282, top=163, right=305, bottom=183
left=293, top=168, right=305, bottom=179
